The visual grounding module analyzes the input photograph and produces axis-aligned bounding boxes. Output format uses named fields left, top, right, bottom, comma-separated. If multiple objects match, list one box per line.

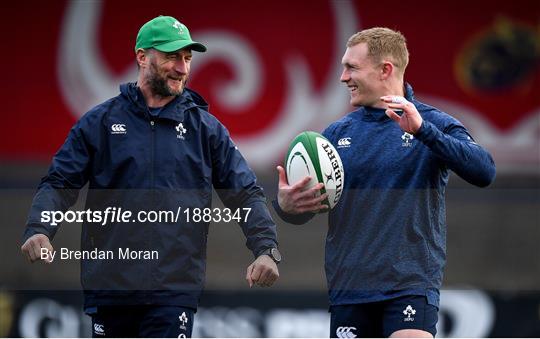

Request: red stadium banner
left=2, top=0, right=539, bottom=173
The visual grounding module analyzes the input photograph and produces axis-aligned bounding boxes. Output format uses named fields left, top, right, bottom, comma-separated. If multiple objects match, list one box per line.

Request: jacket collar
left=360, top=82, right=415, bottom=122
left=120, top=82, right=209, bottom=122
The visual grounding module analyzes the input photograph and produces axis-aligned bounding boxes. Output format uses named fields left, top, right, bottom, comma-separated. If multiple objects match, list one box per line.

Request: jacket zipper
left=150, top=120, right=155, bottom=189
left=148, top=119, right=156, bottom=295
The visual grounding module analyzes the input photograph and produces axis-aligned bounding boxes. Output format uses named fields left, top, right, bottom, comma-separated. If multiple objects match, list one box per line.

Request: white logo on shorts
left=93, top=323, right=105, bottom=335
left=179, top=311, right=189, bottom=325
left=403, top=304, right=416, bottom=322
left=336, top=326, right=357, bottom=338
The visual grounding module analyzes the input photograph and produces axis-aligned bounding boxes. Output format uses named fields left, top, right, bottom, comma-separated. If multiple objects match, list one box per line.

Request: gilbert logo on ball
left=285, top=131, right=345, bottom=210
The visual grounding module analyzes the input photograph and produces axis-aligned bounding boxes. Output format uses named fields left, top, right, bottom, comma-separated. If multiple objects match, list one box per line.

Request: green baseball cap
left=135, top=16, right=207, bottom=53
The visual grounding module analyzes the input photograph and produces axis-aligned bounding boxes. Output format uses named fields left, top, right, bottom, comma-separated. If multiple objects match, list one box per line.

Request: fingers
left=253, top=266, right=278, bottom=287
left=245, top=264, right=255, bottom=288
left=278, top=164, right=330, bottom=213
left=296, top=184, right=329, bottom=210
left=247, top=257, right=279, bottom=288
left=39, top=237, right=54, bottom=264
left=276, top=166, right=288, bottom=188
left=296, top=183, right=324, bottom=200
left=381, top=96, right=409, bottom=114
left=249, top=263, right=263, bottom=287
left=290, top=175, right=313, bottom=192
left=279, top=180, right=328, bottom=214
left=277, top=163, right=313, bottom=192
left=30, top=241, right=42, bottom=262
left=385, top=109, right=402, bottom=123
left=257, top=267, right=277, bottom=287
left=21, top=247, right=31, bottom=262
left=380, top=95, right=408, bottom=105
left=20, top=242, right=33, bottom=262
left=296, top=195, right=328, bottom=213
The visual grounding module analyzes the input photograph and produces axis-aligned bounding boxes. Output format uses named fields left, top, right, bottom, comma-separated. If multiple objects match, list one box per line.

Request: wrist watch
left=259, top=247, right=282, bottom=264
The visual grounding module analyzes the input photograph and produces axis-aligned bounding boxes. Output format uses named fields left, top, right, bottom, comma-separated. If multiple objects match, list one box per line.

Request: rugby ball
left=285, top=131, right=345, bottom=209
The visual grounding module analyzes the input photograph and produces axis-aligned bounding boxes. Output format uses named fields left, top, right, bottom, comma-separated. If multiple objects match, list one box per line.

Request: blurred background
left=0, top=0, right=539, bottom=337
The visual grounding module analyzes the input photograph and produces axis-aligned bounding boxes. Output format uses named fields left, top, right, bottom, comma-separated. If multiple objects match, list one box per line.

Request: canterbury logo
left=93, top=323, right=105, bottom=335
left=111, top=124, right=127, bottom=134
left=337, top=137, right=351, bottom=148
left=336, top=326, right=357, bottom=338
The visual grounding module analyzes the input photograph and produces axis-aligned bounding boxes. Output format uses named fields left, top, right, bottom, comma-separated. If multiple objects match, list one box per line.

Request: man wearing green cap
left=21, top=15, right=281, bottom=337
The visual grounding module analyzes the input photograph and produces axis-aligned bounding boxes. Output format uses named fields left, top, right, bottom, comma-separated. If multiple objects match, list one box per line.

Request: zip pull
left=150, top=120, right=155, bottom=129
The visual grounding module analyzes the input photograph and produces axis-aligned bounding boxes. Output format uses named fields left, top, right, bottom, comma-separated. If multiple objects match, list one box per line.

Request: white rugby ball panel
left=286, top=142, right=319, bottom=190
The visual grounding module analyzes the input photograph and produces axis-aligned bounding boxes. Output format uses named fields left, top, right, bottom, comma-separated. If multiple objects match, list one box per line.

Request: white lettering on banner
left=15, top=291, right=495, bottom=337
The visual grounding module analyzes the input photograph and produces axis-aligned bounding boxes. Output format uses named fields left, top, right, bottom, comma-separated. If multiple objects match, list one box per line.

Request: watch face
left=270, top=248, right=282, bottom=262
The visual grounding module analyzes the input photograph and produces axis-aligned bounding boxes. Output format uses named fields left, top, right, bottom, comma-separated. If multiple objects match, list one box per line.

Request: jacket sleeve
left=211, top=123, right=278, bottom=257
left=23, top=121, right=92, bottom=242
left=414, top=119, right=496, bottom=187
left=271, top=199, right=315, bottom=225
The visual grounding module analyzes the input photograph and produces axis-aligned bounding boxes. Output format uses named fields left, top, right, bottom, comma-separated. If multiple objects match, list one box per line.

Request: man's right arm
left=22, top=121, right=92, bottom=261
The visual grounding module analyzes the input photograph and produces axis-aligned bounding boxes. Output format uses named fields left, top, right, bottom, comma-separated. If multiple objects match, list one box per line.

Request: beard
left=147, top=60, right=187, bottom=97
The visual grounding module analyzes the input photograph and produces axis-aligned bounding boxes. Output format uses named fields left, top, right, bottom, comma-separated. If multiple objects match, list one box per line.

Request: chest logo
left=176, top=123, right=187, bottom=140
left=111, top=124, right=127, bottom=135
left=401, top=132, right=414, bottom=147
left=337, top=137, right=351, bottom=148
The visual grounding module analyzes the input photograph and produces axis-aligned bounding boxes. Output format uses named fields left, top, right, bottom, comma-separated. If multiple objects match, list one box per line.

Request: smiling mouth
left=347, top=85, right=358, bottom=93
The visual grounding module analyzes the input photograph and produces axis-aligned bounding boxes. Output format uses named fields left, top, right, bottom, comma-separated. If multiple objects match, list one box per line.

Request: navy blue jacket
left=25, top=83, right=278, bottom=309
left=274, top=84, right=495, bottom=307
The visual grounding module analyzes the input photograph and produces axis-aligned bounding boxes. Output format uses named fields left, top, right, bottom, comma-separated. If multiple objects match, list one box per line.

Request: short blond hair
left=347, top=27, right=409, bottom=76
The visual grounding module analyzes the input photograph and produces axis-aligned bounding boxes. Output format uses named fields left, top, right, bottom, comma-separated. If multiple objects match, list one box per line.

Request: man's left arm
left=383, top=95, right=496, bottom=187
left=414, top=120, right=496, bottom=187
left=210, top=123, right=279, bottom=287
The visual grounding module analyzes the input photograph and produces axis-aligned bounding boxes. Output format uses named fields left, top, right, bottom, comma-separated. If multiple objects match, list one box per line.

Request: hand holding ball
left=284, top=131, right=345, bottom=210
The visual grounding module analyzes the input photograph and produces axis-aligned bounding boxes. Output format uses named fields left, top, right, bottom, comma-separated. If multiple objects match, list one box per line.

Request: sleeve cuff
left=414, top=120, right=437, bottom=143
left=22, top=224, right=54, bottom=243
left=271, top=200, right=315, bottom=225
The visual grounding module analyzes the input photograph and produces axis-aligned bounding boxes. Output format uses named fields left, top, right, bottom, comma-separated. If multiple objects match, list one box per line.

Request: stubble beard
left=147, top=61, right=187, bottom=97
